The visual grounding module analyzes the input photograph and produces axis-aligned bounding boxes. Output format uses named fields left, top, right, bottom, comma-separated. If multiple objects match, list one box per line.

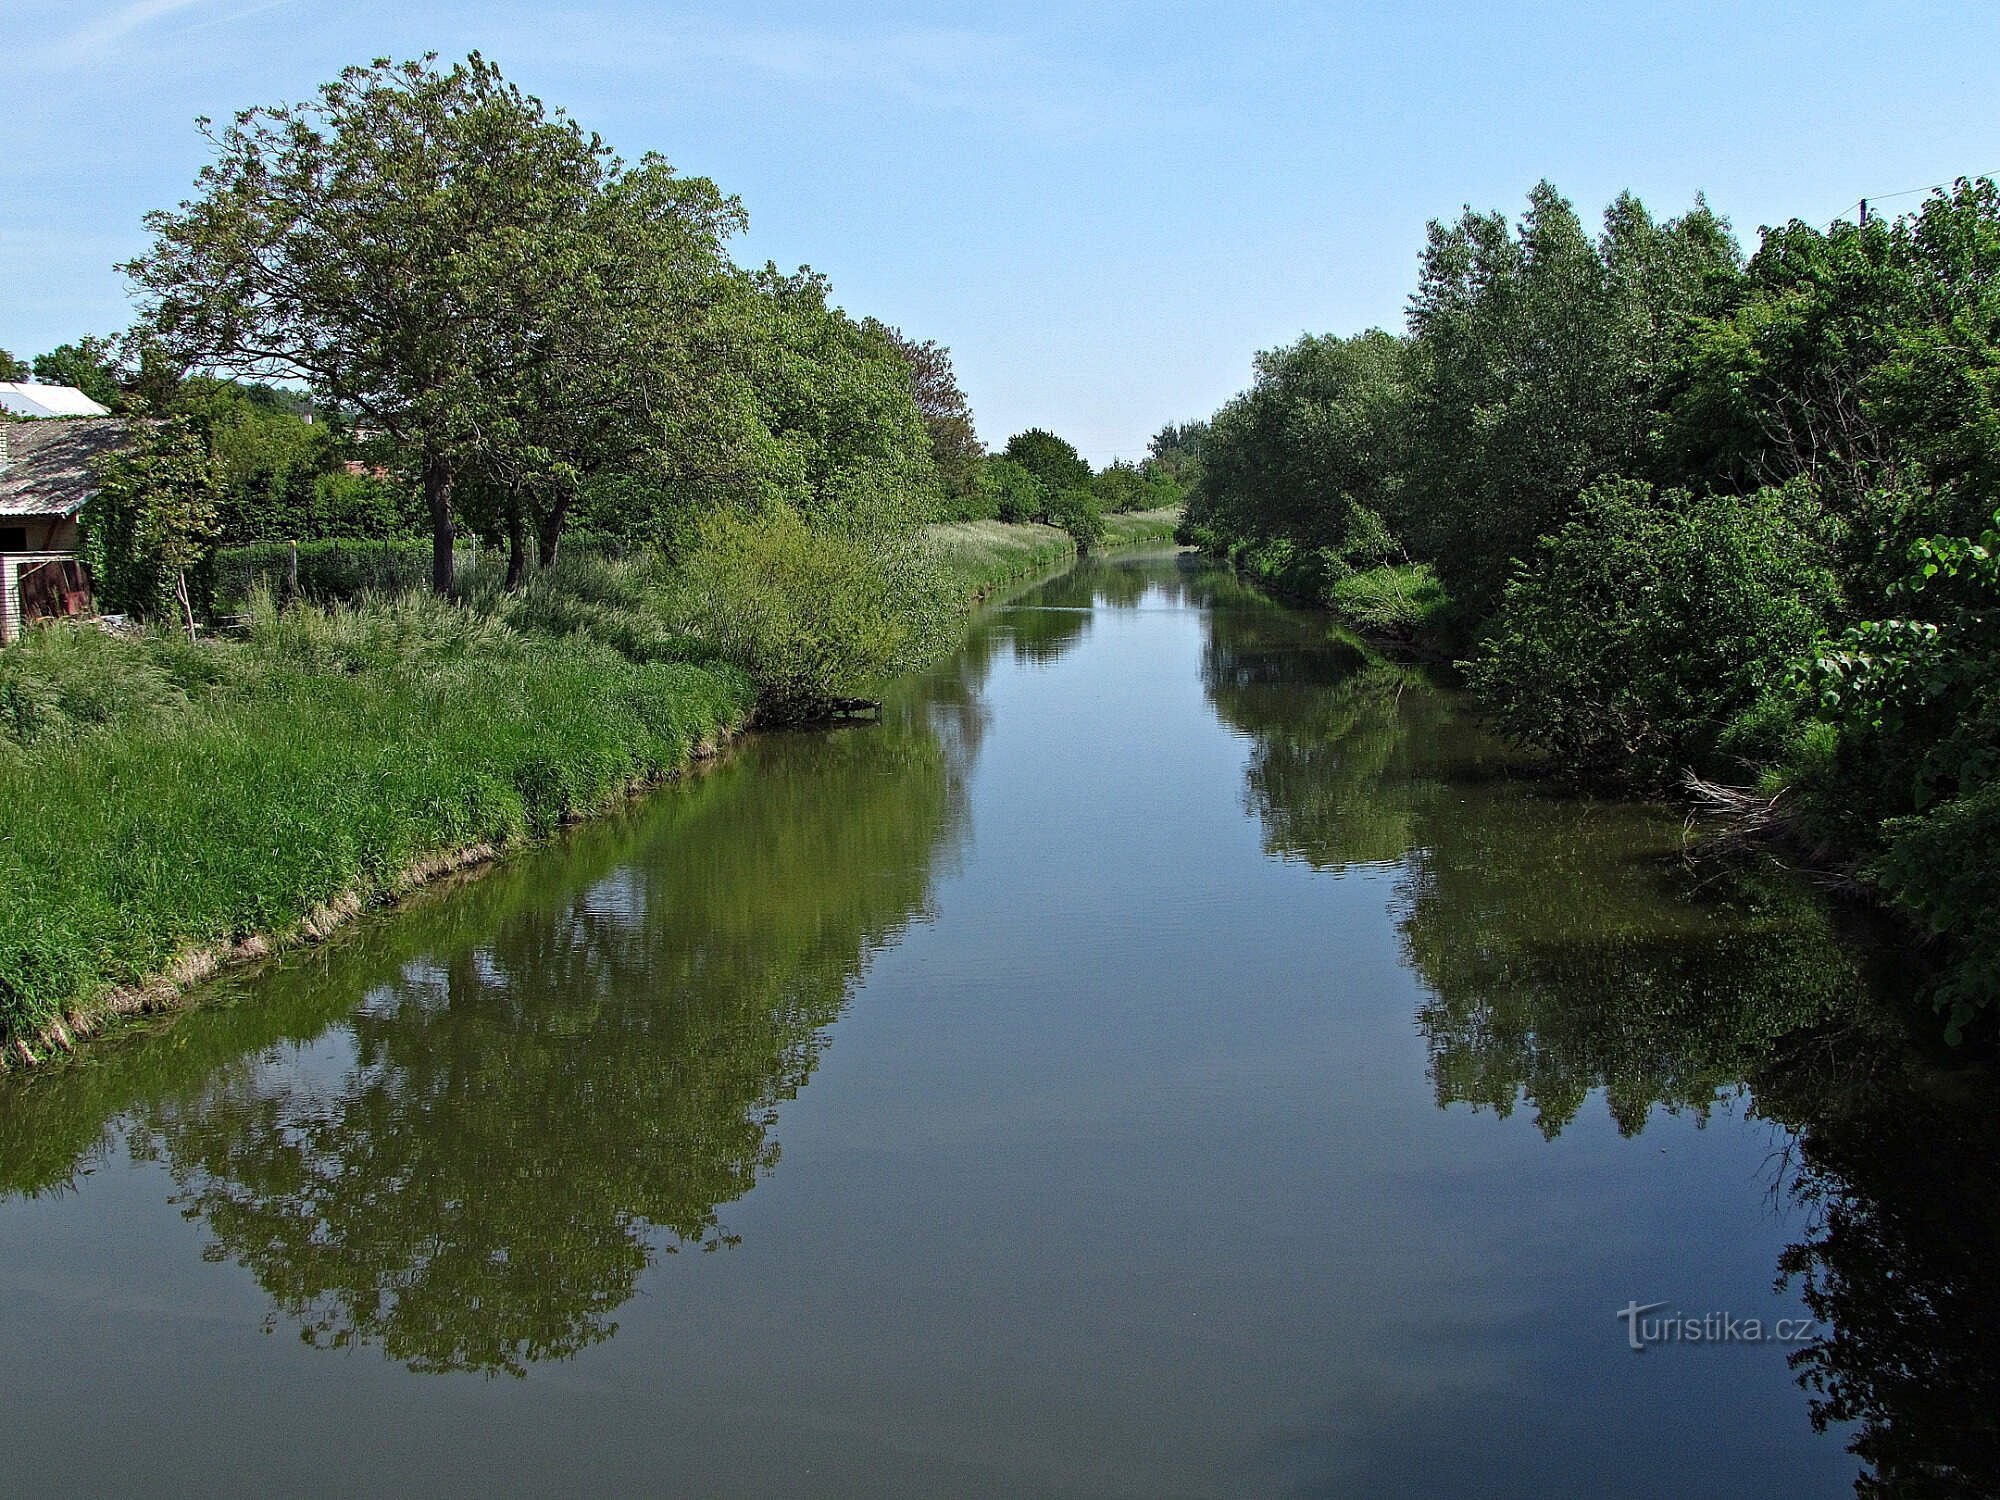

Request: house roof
left=0, top=418, right=132, bottom=518
left=0, top=383, right=113, bottom=419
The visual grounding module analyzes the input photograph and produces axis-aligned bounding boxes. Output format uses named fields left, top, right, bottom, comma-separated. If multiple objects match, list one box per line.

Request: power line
left=1823, top=169, right=1999, bottom=232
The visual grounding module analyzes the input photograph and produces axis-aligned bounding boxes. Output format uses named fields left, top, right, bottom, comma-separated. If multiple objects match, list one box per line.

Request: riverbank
left=0, top=512, right=1181, bottom=1066
left=931, top=505, right=1184, bottom=603
left=1200, top=538, right=1456, bottom=657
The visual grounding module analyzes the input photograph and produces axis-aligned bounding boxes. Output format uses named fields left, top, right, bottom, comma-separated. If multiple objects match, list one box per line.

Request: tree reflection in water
left=3, top=697, right=969, bottom=1377
left=1199, top=567, right=2000, bottom=1498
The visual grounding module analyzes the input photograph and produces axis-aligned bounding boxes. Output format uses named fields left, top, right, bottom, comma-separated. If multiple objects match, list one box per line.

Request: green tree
left=1189, top=328, right=1408, bottom=574
left=125, top=54, right=615, bottom=592
left=736, top=265, right=941, bottom=537
left=1002, top=427, right=1092, bottom=495
left=0, top=348, right=28, bottom=380
left=1404, top=184, right=1742, bottom=617
left=975, top=455, right=1045, bottom=523
left=864, top=320, right=985, bottom=509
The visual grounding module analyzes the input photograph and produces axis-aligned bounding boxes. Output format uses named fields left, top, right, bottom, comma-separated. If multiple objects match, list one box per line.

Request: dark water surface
left=3, top=553, right=1995, bottom=1497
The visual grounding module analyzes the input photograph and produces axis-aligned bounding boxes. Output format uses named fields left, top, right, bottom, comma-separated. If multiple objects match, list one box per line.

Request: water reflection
left=2, top=698, right=969, bottom=1376
left=1196, top=562, right=2000, bottom=1496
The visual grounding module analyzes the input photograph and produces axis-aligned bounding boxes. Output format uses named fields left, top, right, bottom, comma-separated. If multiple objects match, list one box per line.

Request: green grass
left=1324, top=563, right=1453, bottom=643
left=923, top=507, right=1183, bottom=602
left=0, top=593, right=755, bottom=1055
left=1097, top=505, right=1184, bottom=550
left=924, top=518, right=1079, bottom=600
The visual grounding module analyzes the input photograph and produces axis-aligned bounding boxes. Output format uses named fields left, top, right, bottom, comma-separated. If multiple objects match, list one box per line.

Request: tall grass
left=0, top=600, right=752, bottom=1050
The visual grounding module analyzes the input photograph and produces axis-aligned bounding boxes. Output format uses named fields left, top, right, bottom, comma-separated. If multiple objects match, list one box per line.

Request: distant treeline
left=1177, top=178, right=2000, bottom=1032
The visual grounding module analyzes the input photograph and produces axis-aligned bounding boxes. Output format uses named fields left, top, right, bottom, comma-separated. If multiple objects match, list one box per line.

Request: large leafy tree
left=737, top=265, right=940, bottom=536
left=469, top=156, right=752, bottom=581
left=1002, top=427, right=1092, bottom=495
left=1404, top=183, right=1742, bottom=616
left=124, top=54, right=612, bottom=592
left=862, top=320, right=984, bottom=507
left=1190, top=329, right=1408, bottom=567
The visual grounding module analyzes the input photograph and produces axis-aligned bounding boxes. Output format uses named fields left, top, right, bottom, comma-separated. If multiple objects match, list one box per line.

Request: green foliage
left=0, top=597, right=758, bottom=1044
left=124, top=54, right=660, bottom=591
left=79, top=412, right=221, bottom=620
left=734, top=267, right=943, bottom=538
left=1192, top=328, right=1410, bottom=570
left=1002, top=428, right=1092, bottom=495
left=1325, top=563, right=1451, bottom=641
left=1147, top=420, right=1207, bottom=493
left=863, top=320, right=984, bottom=507
left=670, top=508, right=951, bottom=719
left=976, top=455, right=1045, bottom=523
left=1792, top=509, right=2000, bottom=1028
left=1182, top=174, right=2000, bottom=1026
left=1041, top=487, right=1105, bottom=552
left=1091, top=458, right=1184, bottom=514
left=212, top=539, right=481, bottom=608
left=0, top=348, right=29, bottom=381
left=1469, top=478, right=1839, bottom=788
left=1404, top=185, right=1744, bottom=617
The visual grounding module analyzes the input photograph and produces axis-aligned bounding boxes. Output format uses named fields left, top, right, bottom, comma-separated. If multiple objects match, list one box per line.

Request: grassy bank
left=1209, top=536, right=1456, bottom=654
left=925, top=518, right=1078, bottom=601
left=0, top=596, right=756, bottom=1061
left=1098, top=505, right=1184, bottom=551
left=924, top=505, right=1183, bottom=603
left=0, top=515, right=1174, bottom=1063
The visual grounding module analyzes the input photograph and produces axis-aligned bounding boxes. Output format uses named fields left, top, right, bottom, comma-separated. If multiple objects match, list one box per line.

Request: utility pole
left=1859, top=198, right=1869, bottom=225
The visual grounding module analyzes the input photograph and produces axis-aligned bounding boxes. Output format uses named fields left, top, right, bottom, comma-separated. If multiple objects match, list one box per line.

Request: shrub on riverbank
left=1468, top=479, right=1839, bottom=789
left=668, top=510, right=955, bottom=720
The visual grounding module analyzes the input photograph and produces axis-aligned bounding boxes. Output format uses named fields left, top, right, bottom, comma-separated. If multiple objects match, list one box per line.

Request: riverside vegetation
left=0, top=52, right=1184, bottom=1060
left=1175, top=180, right=2000, bottom=1035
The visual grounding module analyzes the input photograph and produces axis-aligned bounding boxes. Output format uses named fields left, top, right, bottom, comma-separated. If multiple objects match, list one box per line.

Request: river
left=1, top=551, right=1994, bottom=1497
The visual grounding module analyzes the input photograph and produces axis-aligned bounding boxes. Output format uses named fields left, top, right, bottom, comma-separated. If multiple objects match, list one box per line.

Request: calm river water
left=2, top=552, right=1994, bottom=1497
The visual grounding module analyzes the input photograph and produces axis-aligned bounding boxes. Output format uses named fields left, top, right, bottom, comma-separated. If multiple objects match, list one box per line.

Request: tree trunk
left=176, top=570, right=197, bottom=642
left=536, top=496, right=572, bottom=570
left=505, top=505, right=528, bottom=589
left=423, top=454, right=456, bottom=594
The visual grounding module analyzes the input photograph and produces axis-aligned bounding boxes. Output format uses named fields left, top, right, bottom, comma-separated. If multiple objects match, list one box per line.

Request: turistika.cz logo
left=1616, top=1301, right=1819, bottom=1352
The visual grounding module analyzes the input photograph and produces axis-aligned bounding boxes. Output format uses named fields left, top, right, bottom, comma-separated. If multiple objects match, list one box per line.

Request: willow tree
left=123, top=54, right=610, bottom=591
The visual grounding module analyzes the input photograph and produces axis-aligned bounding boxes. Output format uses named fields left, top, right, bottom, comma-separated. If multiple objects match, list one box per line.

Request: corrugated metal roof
left=0, top=383, right=114, bottom=418
left=0, top=418, right=131, bottom=518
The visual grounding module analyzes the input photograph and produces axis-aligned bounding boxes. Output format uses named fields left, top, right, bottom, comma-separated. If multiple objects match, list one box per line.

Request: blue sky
left=3, top=2, right=1995, bottom=460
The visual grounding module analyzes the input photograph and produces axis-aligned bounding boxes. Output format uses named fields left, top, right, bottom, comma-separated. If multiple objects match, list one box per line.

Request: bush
left=1041, top=488, right=1105, bottom=553
left=977, top=457, right=1044, bottom=524
left=1468, top=477, right=1840, bottom=788
left=670, top=508, right=952, bottom=718
left=1325, top=563, right=1451, bottom=641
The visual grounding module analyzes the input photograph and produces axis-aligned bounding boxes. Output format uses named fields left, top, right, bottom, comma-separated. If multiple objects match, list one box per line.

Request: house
left=0, top=416, right=130, bottom=642
left=0, top=381, right=113, bottom=419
